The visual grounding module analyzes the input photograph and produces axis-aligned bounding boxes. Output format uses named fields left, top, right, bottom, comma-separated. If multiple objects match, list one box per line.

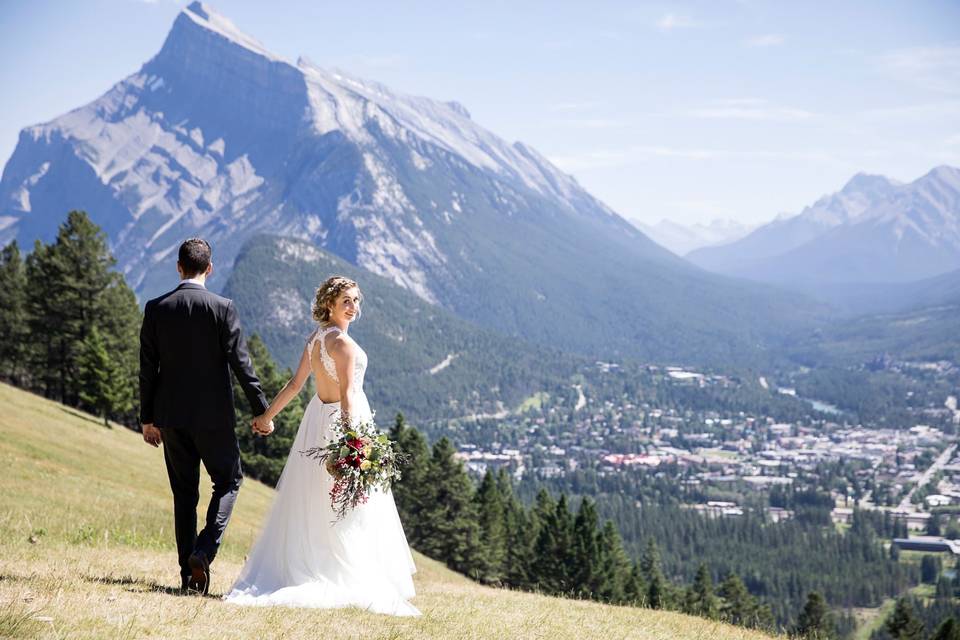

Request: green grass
left=517, top=391, right=550, bottom=413
left=0, top=382, right=781, bottom=639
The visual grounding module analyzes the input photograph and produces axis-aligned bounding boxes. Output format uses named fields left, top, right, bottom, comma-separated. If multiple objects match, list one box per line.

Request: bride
left=224, top=276, right=420, bottom=616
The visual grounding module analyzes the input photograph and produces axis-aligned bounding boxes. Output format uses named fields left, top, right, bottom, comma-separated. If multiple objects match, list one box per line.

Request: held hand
left=252, top=414, right=275, bottom=436
left=142, top=423, right=162, bottom=447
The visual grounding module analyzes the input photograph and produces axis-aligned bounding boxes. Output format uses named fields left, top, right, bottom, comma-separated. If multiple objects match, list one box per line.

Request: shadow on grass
left=82, top=575, right=219, bottom=598
left=60, top=407, right=110, bottom=428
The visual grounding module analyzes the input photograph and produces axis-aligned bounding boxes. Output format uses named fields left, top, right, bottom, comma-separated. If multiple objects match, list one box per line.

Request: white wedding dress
left=224, top=326, right=420, bottom=616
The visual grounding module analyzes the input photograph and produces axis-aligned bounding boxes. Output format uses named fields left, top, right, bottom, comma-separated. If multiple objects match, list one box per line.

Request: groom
left=139, top=238, right=274, bottom=595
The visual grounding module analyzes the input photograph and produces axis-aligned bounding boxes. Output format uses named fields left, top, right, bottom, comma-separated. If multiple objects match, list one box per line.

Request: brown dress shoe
left=187, top=550, right=210, bottom=595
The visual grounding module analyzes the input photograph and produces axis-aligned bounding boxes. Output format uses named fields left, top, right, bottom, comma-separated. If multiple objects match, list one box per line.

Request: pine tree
left=532, top=493, right=576, bottom=595
left=76, top=327, right=123, bottom=425
left=623, top=561, right=648, bottom=607
left=641, top=536, right=669, bottom=609
left=24, top=211, right=115, bottom=403
left=233, top=334, right=305, bottom=485
left=921, top=554, right=942, bottom=584
left=597, top=520, right=631, bottom=603
left=930, top=617, right=960, bottom=640
left=571, top=497, right=603, bottom=598
left=474, top=469, right=507, bottom=583
left=793, top=591, right=833, bottom=639
left=389, top=413, right=431, bottom=548
left=0, top=241, right=28, bottom=385
left=498, top=469, right=534, bottom=589
left=885, top=597, right=924, bottom=640
left=684, top=563, right=719, bottom=619
left=419, top=438, right=484, bottom=577
left=97, top=274, right=141, bottom=423
left=719, top=572, right=753, bottom=626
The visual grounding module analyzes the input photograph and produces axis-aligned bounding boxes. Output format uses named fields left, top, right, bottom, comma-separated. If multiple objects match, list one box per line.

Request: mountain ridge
left=0, top=1, right=824, bottom=366
left=688, top=166, right=960, bottom=285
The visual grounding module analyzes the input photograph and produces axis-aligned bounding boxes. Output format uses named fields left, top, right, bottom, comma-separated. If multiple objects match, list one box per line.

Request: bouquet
left=300, top=413, right=406, bottom=521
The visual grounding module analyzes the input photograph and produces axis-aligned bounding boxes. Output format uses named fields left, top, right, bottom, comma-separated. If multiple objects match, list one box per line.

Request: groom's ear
left=205, top=261, right=214, bottom=277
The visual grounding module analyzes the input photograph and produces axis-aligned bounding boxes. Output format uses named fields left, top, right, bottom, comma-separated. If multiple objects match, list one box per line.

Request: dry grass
left=0, top=382, right=781, bottom=639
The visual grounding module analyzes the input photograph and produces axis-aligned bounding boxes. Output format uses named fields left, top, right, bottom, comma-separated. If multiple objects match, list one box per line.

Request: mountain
left=631, top=217, right=758, bottom=256
left=222, top=234, right=587, bottom=422
left=0, top=2, right=823, bottom=366
left=687, top=167, right=960, bottom=285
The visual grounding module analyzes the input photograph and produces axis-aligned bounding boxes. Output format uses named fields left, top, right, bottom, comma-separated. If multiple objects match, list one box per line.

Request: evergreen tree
left=419, top=438, right=484, bottom=577
left=96, top=276, right=141, bottom=423
left=76, top=327, right=123, bottom=425
left=884, top=597, right=924, bottom=640
left=0, top=241, right=28, bottom=385
left=684, top=563, right=719, bottom=619
left=571, top=497, right=603, bottom=597
left=719, top=572, right=754, bottom=626
left=498, top=469, right=534, bottom=589
left=532, top=493, right=576, bottom=595
left=597, top=520, right=632, bottom=604
left=233, top=334, right=304, bottom=485
left=623, top=561, right=648, bottom=607
left=389, top=413, right=431, bottom=548
left=921, top=555, right=942, bottom=584
left=641, top=536, right=669, bottom=609
left=930, top=617, right=960, bottom=640
left=793, top=591, right=834, bottom=639
left=24, top=211, right=115, bottom=403
left=474, top=469, right=507, bottom=583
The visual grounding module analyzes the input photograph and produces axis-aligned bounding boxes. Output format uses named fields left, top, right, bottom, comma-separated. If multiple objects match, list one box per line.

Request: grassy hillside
left=0, top=382, right=780, bottom=639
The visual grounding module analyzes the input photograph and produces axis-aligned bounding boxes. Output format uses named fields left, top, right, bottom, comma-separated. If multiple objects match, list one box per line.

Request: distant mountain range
left=631, top=218, right=758, bottom=256
left=0, top=1, right=824, bottom=367
left=687, top=167, right=960, bottom=286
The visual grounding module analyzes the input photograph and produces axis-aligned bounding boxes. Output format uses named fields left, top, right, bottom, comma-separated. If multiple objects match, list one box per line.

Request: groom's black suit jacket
left=139, top=282, right=269, bottom=431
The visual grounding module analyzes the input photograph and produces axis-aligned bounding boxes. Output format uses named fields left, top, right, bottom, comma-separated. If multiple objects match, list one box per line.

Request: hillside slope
left=0, top=382, right=779, bottom=639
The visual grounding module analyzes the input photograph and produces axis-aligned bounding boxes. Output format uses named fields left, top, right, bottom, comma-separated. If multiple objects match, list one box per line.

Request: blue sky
left=1, top=0, right=958, bottom=226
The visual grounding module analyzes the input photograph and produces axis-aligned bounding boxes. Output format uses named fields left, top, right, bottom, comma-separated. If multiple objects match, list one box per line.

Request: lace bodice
left=307, top=325, right=367, bottom=389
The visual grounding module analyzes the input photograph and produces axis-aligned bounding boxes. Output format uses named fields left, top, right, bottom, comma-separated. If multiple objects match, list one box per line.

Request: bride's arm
left=261, top=346, right=312, bottom=424
left=328, top=334, right=357, bottom=423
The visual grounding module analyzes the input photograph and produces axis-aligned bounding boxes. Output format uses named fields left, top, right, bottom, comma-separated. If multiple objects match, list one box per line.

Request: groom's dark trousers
left=139, top=282, right=268, bottom=581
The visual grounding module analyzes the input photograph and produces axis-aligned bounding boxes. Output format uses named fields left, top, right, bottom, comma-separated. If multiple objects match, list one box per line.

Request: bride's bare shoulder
left=323, top=328, right=356, bottom=359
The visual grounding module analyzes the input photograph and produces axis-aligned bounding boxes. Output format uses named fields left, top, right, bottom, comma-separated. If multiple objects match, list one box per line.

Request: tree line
left=0, top=211, right=141, bottom=426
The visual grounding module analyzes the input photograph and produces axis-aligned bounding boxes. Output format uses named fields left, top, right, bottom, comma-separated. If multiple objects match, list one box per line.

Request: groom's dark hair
left=178, top=238, right=212, bottom=277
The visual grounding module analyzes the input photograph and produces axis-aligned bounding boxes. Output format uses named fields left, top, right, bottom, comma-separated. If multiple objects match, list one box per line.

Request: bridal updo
left=313, top=276, right=363, bottom=322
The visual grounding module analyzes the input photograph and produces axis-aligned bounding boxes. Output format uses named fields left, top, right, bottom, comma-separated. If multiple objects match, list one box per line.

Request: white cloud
left=744, top=34, right=785, bottom=47
left=656, top=13, right=698, bottom=31
left=945, top=134, right=960, bottom=146
left=878, top=45, right=960, bottom=94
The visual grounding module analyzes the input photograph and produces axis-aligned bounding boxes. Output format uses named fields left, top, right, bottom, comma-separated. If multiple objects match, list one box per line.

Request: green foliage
left=233, top=334, right=306, bottom=486
left=418, top=438, right=485, bottom=577
left=792, top=591, right=834, bottom=639
left=683, top=563, right=719, bottom=620
left=0, top=241, right=28, bottom=384
left=389, top=413, right=431, bottom=549
left=4, top=212, right=141, bottom=426
left=921, top=555, right=943, bottom=584
left=77, top=327, right=124, bottom=425
left=930, top=617, right=960, bottom=640
left=884, top=597, right=924, bottom=640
